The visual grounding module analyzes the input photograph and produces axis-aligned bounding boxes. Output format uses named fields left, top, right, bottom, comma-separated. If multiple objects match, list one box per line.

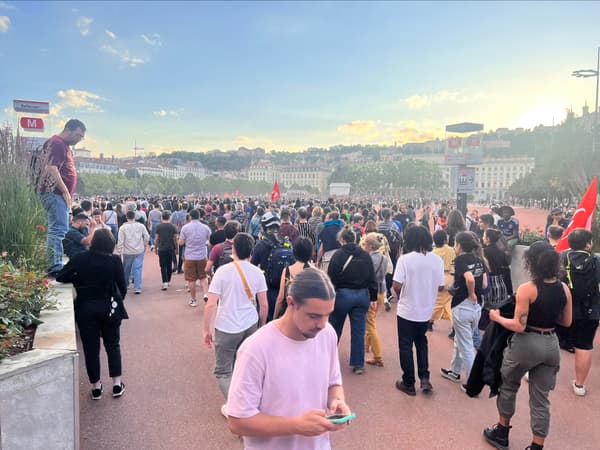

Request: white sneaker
left=572, top=380, right=586, bottom=396
left=161, top=283, right=168, bottom=291
left=220, top=404, right=228, bottom=418
left=189, top=299, right=198, bottom=307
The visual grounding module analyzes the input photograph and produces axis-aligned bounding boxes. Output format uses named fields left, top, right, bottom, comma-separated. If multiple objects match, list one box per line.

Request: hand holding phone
left=326, top=412, right=356, bottom=424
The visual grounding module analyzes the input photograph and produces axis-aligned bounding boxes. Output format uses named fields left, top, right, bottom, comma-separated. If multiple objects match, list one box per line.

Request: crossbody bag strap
left=342, top=255, right=354, bottom=273
left=233, top=261, right=256, bottom=305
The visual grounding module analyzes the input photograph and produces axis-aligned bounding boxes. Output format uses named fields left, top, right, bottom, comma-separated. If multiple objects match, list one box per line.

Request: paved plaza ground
left=79, top=207, right=599, bottom=450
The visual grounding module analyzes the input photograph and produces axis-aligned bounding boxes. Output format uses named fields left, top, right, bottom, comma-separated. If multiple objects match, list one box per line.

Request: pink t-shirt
left=227, top=322, right=342, bottom=450
left=40, top=135, right=77, bottom=195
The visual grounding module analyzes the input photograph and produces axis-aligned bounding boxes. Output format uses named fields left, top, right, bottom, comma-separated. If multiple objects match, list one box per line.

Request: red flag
left=271, top=180, right=281, bottom=202
left=556, top=176, right=597, bottom=251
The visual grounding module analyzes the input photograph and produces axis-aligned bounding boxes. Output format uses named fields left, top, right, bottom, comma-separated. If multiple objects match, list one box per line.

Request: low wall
left=0, top=283, right=78, bottom=450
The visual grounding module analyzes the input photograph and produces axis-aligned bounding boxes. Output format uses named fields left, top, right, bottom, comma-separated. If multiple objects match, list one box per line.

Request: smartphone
left=326, top=412, right=356, bottom=424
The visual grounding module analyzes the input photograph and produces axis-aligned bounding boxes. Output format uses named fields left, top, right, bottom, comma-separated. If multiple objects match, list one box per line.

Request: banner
left=556, top=177, right=597, bottom=251
left=271, top=180, right=281, bottom=202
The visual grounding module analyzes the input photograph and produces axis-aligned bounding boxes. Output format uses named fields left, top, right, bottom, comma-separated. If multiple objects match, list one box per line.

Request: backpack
left=562, top=250, right=599, bottom=318
left=381, top=227, right=402, bottom=265
left=215, top=242, right=233, bottom=271
left=264, top=237, right=295, bottom=288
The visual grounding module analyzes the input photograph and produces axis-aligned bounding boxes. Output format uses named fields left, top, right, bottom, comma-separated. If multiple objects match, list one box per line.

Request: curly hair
left=524, top=240, right=560, bottom=283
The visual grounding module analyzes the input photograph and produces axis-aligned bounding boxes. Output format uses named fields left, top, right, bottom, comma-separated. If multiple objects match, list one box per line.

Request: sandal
left=366, top=358, right=384, bottom=367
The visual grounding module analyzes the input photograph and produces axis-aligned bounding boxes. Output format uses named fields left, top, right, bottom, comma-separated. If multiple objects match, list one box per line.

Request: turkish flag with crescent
left=556, top=176, right=597, bottom=251
left=271, top=180, right=281, bottom=202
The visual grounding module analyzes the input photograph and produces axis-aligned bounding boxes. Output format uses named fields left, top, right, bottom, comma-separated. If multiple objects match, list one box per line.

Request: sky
left=1, top=1, right=600, bottom=156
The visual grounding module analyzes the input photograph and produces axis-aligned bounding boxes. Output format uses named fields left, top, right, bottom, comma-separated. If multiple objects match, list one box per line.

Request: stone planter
left=510, top=244, right=529, bottom=290
left=0, top=283, right=78, bottom=450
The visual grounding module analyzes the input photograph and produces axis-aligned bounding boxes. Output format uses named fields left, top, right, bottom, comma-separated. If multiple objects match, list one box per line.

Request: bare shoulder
left=517, top=281, right=537, bottom=298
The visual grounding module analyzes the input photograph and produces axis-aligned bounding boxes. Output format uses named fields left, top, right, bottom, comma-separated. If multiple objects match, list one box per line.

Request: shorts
left=184, top=259, right=208, bottom=282
left=572, top=319, right=599, bottom=350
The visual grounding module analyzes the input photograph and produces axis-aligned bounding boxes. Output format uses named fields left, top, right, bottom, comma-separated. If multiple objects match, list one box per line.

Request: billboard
left=13, top=99, right=50, bottom=114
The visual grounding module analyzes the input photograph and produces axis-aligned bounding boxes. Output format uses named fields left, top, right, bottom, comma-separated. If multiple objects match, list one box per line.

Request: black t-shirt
left=63, top=226, right=87, bottom=258
left=155, top=222, right=177, bottom=252
left=210, top=229, right=226, bottom=247
left=452, top=253, right=486, bottom=308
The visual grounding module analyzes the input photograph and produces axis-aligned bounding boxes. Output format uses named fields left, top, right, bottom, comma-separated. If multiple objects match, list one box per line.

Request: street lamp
left=571, top=47, right=600, bottom=152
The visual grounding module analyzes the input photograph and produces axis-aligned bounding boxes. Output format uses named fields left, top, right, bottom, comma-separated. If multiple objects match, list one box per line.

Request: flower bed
left=0, top=255, right=56, bottom=360
left=518, top=227, right=545, bottom=246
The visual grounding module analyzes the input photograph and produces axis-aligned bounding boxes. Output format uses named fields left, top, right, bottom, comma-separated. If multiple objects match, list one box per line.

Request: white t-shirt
left=393, top=251, right=445, bottom=322
left=227, top=322, right=342, bottom=450
left=208, top=260, right=267, bottom=333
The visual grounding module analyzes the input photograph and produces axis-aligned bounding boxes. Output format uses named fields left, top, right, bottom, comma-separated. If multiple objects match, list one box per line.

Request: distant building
left=248, top=161, right=331, bottom=194
left=74, top=155, right=206, bottom=179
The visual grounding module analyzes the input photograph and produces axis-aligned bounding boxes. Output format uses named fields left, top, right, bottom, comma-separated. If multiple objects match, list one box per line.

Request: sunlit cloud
left=141, top=33, right=162, bottom=46
left=153, top=109, right=178, bottom=117
left=337, top=120, right=377, bottom=135
left=235, top=136, right=252, bottom=146
left=101, top=44, right=147, bottom=67
left=105, top=29, right=117, bottom=40
left=0, top=15, right=10, bottom=32
left=56, top=89, right=104, bottom=112
left=405, top=89, right=491, bottom=110
left=0, top=2, right=16, bottom=10
left=77, top=16, right=93, bottom=36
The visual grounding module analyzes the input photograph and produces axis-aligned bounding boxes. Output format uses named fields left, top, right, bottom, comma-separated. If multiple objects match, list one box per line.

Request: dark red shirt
left=40, top=135, right=77, bottom=195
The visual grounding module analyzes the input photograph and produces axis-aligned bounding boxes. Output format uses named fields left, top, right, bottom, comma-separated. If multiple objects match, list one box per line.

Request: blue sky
left=1, top=1, right=599, bottom=156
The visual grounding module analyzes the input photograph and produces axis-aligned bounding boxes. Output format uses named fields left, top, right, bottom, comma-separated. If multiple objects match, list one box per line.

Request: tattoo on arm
left=518, top=313, right=528, bottom=326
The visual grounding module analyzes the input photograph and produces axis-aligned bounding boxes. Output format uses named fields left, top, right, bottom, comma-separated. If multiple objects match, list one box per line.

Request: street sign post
left=13, top=100, right=50, bottom=114
left=20, top=117, right=44, bottom=131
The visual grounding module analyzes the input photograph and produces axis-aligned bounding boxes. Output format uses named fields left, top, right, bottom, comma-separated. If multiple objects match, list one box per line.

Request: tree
left=125, top=168, right=140, bottom=179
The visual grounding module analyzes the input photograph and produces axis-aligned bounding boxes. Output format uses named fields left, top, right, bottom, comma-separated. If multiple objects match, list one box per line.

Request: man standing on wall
left=37, top=119, right=86, bottom=278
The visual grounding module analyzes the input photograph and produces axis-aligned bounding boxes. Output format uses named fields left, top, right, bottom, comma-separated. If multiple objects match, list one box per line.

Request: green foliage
left=0, top=125, right=47, bottom=271
left=0, top=257, right=56, bottom=360
left=330, top=158, right=445, bottom=195
left=77, top=172, right=272, bottom=196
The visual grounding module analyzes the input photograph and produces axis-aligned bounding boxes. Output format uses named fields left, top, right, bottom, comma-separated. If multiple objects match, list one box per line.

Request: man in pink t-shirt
left=38, top=119, right=85, bottom=277
left=227, top=268, right=353, bottom=450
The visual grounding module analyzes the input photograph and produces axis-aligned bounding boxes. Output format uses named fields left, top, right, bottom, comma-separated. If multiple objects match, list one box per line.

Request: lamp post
left=572, top=47, right=600, bottom=152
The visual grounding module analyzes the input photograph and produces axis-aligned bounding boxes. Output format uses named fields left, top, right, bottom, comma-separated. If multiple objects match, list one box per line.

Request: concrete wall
left=0, top=284, right=78, bottom=450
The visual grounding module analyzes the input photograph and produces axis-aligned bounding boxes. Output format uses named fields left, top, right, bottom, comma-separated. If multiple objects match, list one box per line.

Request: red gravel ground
left=79, top=227, right=599, bottom=450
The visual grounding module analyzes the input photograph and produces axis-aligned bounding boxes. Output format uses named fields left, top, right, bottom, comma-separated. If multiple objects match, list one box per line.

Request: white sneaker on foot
left=189, top=299, right=198, bottom=307
left=220, top=404, right=228, bottom=418
left=572, top=380, right=586, bottom=396
left=161, top=283, right=168, bottom=291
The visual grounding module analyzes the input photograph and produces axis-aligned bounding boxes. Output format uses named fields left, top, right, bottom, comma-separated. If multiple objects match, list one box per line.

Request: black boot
left=483, top=423, right=511, bottom=450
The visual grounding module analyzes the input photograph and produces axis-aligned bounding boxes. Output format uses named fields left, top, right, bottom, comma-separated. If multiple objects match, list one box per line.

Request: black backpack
left=215, top=242, right=233, bottom=271
left=264, top=237, right=295, bottom=288
left=381, top=228, right=402, bottom=265
left=562, top=250, right=599, bottom=317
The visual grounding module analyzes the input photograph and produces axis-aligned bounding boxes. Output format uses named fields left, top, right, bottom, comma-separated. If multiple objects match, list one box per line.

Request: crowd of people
left=36, top=121, right=598, bottom=450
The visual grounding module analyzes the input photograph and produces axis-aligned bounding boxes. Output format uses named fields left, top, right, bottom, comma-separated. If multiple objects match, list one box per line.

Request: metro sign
left=13, top=100, right=50, bottom=114
left=20, top=117, right=44, bottom=131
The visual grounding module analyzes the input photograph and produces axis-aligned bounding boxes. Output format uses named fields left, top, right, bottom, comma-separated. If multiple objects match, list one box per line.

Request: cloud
left=77, top=16, right=93, bottom=36
left=141, top=33, right=162, bottom=46
left=101, top=44, right=147, bottom=67
left=153, top=109, right=178, bottom=117
left=405, top=89, right=491, bottom=110
left=235, top=136, right=252, bottom=146
left=0, top=2, right=16, bottom=10
left=0, top=16, right=10, bottom=32
left=337, top=120, right=377, bottom=135
left=56, top=89, right=104, bottom=112
left=105, top=29, right=117, bottom=40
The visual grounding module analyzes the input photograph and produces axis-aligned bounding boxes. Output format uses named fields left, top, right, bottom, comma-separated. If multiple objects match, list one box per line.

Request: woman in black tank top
left=483, top=241, right=572, bottom=450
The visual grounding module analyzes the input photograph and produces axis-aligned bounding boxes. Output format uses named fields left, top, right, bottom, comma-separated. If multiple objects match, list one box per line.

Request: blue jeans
left=329, top=288, right=370, bottom=368
left=40, top=192, right=69, bottom=274
left=108, top=224, right=118, bottom=242
left=123, top=253, right=144, bottom=290
left=451, top=300, right=482, bottom=379
left=149, top=221, right=160, bottom=246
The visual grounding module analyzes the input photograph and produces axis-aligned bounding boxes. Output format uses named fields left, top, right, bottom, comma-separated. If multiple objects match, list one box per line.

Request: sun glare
left=511, top=103, right=569, bottom=129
